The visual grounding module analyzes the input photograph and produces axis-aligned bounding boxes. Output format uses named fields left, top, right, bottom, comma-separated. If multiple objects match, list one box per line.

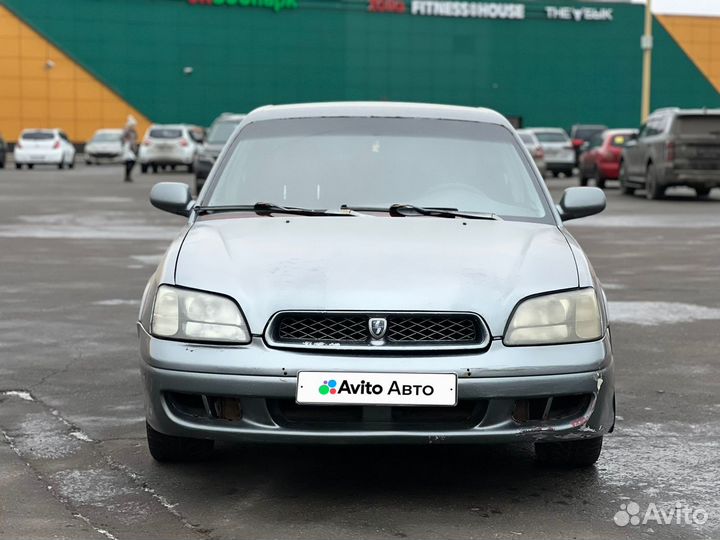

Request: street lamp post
left=640, top=0, right=653, bottom=123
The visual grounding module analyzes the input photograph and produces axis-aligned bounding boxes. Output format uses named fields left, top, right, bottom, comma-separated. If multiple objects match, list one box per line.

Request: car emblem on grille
left=368, top=317, right=388, bottom=340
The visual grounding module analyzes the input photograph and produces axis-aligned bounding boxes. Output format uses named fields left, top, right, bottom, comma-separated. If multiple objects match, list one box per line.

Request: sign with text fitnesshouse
left=369, top=0, right=614, bottom=22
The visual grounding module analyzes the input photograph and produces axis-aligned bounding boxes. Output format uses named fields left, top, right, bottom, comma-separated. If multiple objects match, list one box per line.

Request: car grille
left=267, top=312, right=489, bottom=351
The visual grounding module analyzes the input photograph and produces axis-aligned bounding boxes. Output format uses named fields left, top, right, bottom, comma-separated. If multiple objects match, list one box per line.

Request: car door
left=581, top=133, right=602, bottom=176
left=625, top=121, right=653, bottom=179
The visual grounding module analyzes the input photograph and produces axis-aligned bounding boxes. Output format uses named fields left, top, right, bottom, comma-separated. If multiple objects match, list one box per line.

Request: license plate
left=296, top=372, right=457, bottom=406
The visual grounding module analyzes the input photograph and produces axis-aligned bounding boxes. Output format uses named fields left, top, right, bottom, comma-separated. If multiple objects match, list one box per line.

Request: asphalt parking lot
left=0, top=163, right=718, bottom=540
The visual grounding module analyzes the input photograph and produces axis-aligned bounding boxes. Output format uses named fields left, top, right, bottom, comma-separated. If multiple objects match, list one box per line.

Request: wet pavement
left=0, top=164, right=718, bottom=539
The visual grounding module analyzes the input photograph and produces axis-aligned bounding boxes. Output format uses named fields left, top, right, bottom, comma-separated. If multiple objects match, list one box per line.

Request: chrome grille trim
left=264, top=311, right=491, bottom=352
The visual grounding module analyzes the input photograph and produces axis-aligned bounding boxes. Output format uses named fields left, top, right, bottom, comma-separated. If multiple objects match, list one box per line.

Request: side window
left=589, top=134, right=603, bottom=148
left=645, top=118, right=660, bottom=137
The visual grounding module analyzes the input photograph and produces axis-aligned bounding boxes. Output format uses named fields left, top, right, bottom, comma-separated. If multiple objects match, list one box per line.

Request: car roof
left=22, top=128, right=57, bottom=133
left=243, top=102, right=512, bottom=128
left=216, top=113, right=246, bottom=122
left=603, top=128, right=637, bottom=136
left=149, top=124, right=187, bottom=129
left=652, top=107, right=720, bottom=116
left=95, top=128, right=123, bottom=133
left=572, top=124, right=606, bottom=129
left=527, top=127, right=568, bottom=133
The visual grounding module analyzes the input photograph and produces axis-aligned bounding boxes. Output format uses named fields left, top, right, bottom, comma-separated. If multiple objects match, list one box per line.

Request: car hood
left=175, top=217, right=579, bottom=337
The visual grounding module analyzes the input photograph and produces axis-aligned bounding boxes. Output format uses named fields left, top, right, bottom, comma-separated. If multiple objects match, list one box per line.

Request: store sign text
left=188, top=0, right=298, bottom=13
left=545, top=6, right=613, bottom=21
left=410, top=1, right=524, bottom=19
left=368, top=1, right=614, bottom=22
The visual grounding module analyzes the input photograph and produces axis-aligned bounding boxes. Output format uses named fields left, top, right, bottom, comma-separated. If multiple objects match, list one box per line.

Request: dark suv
left=194, top=113, right=245, bottom=195
left=620, top=108, right=720, bottom=199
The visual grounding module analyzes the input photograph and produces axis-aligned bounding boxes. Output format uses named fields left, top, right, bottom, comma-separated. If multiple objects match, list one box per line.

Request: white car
left=139, top=124, right=201, bottom=173
left=14, top=129, right=76, bottom=169
left=517, top=129, right=547, bottom=178
left=85, top=129, right=124, bottom=164
left=527, top=128, right=575, bottom=178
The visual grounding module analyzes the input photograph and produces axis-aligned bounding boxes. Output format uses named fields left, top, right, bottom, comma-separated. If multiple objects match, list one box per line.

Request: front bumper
left=139, top=325, right=615, bottom=444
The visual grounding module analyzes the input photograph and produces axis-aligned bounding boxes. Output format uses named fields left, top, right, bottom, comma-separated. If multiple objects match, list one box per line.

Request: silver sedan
left=138, top=102, right=615, bottom=467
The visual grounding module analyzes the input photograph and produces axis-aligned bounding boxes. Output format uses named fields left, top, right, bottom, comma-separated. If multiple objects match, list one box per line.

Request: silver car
left=139, top=102, right=615, bottom=467
left=528, top=127, right=576, bottom=178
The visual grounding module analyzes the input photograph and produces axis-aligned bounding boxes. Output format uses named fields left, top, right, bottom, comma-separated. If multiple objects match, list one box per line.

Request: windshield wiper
left=194, top=202, right=354, bottom=217
left=341, top=204, right=500, bottom=220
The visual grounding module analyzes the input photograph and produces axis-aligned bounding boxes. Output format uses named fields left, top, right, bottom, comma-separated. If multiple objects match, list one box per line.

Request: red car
left=578, top=129, right=638, bottom=188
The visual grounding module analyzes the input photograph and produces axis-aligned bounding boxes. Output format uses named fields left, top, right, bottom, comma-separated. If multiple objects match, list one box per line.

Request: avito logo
left=318, top=379, right=337, bottom=395
left=319, top=378, right=434, bottom=396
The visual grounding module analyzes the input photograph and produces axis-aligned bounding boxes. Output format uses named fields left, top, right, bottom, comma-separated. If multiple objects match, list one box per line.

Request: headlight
left=151, top=285, right=251, bottom=344
left=504, top=288, right=603, bottom=346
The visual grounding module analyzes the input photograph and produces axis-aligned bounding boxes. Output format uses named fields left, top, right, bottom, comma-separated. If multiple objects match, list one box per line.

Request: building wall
left=0, top=0, right=718, bottom=142
left=0, top=5, right=150, bottom=143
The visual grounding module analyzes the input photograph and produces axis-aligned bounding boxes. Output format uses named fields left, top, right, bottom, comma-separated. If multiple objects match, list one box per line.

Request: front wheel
left=645, top=163, right=665, bottom=200
left=695, top=187, right=711, bottom=198
left=146, top=423, right=214, bottom=462
left=619, top=162, right=635, bottom=195
left=58, top=161, right=64, bottom=170
left=15, top=163, right=22, bottom=170
left=140, top=163, right=148, bottom=173
left=535, top=436, right=603, bottom=468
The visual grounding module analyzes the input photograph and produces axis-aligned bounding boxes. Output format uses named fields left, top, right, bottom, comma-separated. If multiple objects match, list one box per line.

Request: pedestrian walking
left=122, top=115, right=138, bottom=182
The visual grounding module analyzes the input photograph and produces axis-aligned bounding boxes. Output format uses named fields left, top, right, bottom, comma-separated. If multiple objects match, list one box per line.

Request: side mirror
left=150, top=182, right=194, bottom=217
left=557, top=187, right=606, bottom=221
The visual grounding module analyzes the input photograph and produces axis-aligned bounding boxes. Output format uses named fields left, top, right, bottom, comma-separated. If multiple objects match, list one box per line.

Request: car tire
left=187, top=163, right=194, bottom=173
left=27, top=164, right=34, bottom=170
left=58, top=161, right=64, bottom=170
left=564, top=169, right=574, bottom=178
left=579, top=169, right=589, bottom=186
left=140, top=163, right=148, bottom=173
left=68, top=156, right=75, bottom=169
left=645, top=163, right=664, bottom=200
left=619, top=161, right=635, bottom=195
left=146, top=423, right=214, bottom=462
left=551, top=170, right=559, bottom=178
left=535, top=436, right=603, bottom=468
left=152, top=164, right=158, bottom=174
left=695, top=187, right=711, bottom=198
left=15, top=163, right=22, bottom=170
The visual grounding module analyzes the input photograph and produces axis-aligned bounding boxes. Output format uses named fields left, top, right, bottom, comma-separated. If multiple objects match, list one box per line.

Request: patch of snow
left=2, top=390, right=34, bottom=401
left=609, top=301, right=720, bottom=326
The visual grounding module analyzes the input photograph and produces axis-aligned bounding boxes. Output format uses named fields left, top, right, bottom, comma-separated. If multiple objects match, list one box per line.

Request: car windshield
left=22, top=131, right=54, bottom=140
left=535, top=131, right=569, bottom=143
left=149, top=128, right=182, bottom=139
left=207, top=118, right=549, bottom=221
left=609, top=133, right=633, bottom=147
left=674, top=116, right=720, bottom=136
left=93, top=132, right=121, bottom=142
left=518, top=133, right=533, bottom=144
left=207, top=121, right=240, bottom=144
left=574, top=127, right=605, bottom=140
